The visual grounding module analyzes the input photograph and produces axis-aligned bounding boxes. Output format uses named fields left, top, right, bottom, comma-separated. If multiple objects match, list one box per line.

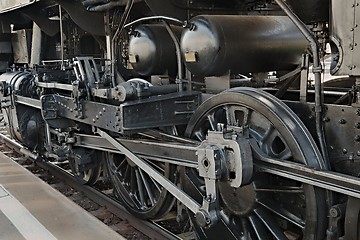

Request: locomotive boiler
left=0, top=0, right=359, bottom=239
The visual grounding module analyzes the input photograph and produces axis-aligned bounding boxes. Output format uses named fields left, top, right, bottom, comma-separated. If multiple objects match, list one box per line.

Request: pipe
left=59, top=5, right=64, bottom=69
left=274, top=0, right=330, bottom=170
left=124, top=16, right=184, bottom=28
left=163, top=21, right=183, bottom=91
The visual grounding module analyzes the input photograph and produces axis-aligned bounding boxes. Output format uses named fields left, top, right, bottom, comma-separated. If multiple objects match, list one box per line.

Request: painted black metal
left=285, top=101, right=360, bottom=177
left=180, top=15, right=308, bottom=76
left=41, top=91, right=200, bottom=134
left=129, top=24, right=181, bottom=76
left=285, top=0, right=329, bottom=23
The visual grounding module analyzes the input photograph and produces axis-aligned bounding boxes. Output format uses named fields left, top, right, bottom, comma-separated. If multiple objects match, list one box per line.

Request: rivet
left=355, top=135, right=360, bottom=141
left=339, top=119, right=346, bottom=124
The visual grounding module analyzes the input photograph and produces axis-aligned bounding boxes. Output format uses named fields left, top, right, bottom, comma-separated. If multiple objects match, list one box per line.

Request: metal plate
left=330, top=0, right=360, bottom=75
left=285, top=100, right=360, bottom=176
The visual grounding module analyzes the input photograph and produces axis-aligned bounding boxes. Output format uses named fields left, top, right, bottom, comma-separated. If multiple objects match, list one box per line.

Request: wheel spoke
left=277, top=148, right=293, bottom=160
left=124, top=164, right=131, bottom=182
left=253, top=208, right=288, bottom=240
left=195, top=130, right=205, bottom=141
left=218, top=211, right=242, bottom=238
left=259, top=125, right=275, bottom=148
left=147, top=160, right=165, bottom=174
left=130, top=168, right=137, bottom=195
left=113, top=172, right=139, bottom=207
left=257, top=198, right=305, bottom=229
left=115, top=157, right=127, bottom=172
left=224, top=106, right=234, bottom=126
left=207, top=114, right=217, bottom=131
left=255, top=185, right=303, bottom=193
left=248, top=213, right=270, bottom=239
left=135, top=169, right=146, bottom=207
left=240, top=218, right=253, bottom=239
left=149, top=176, right=162, bottom=193
left=139, top=169, right=156, bottom=206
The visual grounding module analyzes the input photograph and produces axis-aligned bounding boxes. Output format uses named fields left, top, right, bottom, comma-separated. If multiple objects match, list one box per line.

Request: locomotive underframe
left=4, top=82, right=360, bottom=230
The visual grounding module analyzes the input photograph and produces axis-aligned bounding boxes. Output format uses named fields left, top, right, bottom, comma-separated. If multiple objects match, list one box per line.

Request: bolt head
left=195, top=210, right=211, bottom=228
left=329, top=207, right=339, bottom=217
left=339, top=119, right=346, bottom=124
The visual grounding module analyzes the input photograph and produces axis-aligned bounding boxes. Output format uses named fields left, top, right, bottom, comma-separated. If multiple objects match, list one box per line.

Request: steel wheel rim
left=183, top=88, right=327, bottom=240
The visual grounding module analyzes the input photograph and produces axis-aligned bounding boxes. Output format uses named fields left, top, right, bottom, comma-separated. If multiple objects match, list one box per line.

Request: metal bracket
left=201, top=130, right=253, bottom=188
left=73, top=57, right=100, bottom=88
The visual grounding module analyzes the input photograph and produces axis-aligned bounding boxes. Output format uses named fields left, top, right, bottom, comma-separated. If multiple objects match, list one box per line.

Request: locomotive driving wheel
left=183, top=88, right=328, bottom=240
left=106, top=152, right=176, bottom=219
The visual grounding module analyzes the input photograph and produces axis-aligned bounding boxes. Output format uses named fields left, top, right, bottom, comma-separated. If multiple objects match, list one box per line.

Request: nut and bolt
left=339, top=119, right=346, bottom=124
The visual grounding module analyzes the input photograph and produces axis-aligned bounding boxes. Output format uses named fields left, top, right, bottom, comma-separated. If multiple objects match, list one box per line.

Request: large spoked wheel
left=106, top=152, right=176, bottom=219
left=183, top=88, right=327, bottom=240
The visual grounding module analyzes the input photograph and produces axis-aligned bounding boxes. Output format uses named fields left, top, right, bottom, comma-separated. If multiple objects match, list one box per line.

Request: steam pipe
left=124, top=16, right=184, bottom=28
left=59, top=5, right=64, bottom=69
left=163, top=21, right=183, bottom=91
left=274, top=0, right=330, bottom=169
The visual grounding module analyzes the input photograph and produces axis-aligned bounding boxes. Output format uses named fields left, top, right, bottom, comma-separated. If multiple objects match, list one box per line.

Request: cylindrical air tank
left=128, top=24, right=180, bottom=76
left=180, top=15, right=308, bottom=77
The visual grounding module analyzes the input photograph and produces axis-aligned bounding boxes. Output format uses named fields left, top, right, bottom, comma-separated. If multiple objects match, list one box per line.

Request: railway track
left=0, top=124, right=191, bottom=240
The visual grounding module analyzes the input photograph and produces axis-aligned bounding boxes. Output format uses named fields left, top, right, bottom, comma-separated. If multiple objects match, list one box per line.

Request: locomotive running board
left=251, top=140, right=360, bottom=199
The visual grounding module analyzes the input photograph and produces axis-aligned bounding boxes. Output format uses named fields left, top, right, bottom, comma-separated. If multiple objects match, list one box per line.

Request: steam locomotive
left=0, top=0, right=359, bottom=239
